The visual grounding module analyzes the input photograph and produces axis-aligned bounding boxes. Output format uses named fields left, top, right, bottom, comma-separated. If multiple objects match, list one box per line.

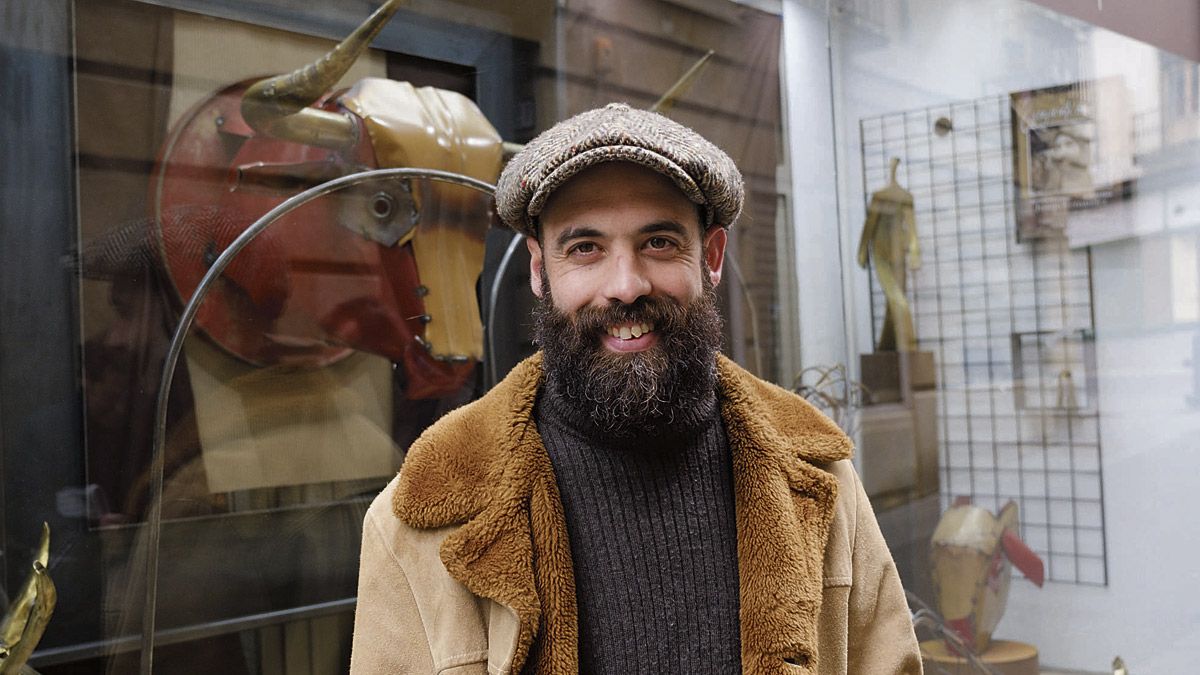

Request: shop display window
left=2, top=0, right=787, bottom=671
left=3, top=0, right=1199, bottom=673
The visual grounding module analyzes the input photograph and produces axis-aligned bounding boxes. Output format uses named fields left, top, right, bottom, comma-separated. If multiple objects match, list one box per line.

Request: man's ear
left=526, top=235, right=545, bottom=298
left=702, top=226, right=728, bottom=287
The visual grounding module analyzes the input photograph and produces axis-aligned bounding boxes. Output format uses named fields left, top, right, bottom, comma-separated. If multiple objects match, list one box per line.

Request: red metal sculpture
left=149, top=0, right=501, bottom=398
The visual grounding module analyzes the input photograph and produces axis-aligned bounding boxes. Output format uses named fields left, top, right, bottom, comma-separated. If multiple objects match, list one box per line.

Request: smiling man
left=350, top=103, right=922, bottom=674
left=530, top=160, right=728, bottom=441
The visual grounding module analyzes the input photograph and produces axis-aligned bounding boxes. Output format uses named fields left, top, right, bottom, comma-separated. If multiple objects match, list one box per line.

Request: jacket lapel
left=393, top=354, right=578, bottom=674
left=717, top=356, right=852, bottom=674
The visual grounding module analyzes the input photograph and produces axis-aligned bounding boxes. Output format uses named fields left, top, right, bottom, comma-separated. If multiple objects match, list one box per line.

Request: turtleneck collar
left=537, top=368, right=721, bottom=449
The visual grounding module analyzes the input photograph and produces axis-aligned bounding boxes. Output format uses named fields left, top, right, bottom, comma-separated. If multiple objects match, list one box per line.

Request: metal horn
left=501, top=49, right=716, bottom=162
left=650, top=49, right=713, bottom=114
left=241, top=0, right=406, bottom=149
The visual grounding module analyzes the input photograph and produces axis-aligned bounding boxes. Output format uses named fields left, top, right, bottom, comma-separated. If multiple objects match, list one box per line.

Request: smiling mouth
left=607, top=322, right=654, bottom=340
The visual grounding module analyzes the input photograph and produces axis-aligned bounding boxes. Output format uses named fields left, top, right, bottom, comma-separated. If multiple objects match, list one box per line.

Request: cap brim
left=526, top=145, right=708, bottom=221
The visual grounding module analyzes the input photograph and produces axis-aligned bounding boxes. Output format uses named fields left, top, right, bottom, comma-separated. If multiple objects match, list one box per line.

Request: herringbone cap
left=495, top=103, right=744, bottom=238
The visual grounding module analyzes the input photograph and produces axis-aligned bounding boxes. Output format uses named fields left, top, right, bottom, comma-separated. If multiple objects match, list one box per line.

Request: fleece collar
left=394, top=353, right=852, bottom=674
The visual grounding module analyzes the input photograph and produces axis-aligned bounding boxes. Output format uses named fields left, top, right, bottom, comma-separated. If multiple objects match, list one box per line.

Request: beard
left=533, top=270, right=724, bottom=440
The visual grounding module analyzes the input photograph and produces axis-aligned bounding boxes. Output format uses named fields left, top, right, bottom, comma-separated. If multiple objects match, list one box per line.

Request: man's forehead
left=538, top=162, right=702, bottom=233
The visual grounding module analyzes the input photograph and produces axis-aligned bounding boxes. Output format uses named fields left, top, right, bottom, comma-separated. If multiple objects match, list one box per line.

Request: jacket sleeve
left=349, top=494, right=438, bottom=674
left=845, top=467, right=924, bottom=674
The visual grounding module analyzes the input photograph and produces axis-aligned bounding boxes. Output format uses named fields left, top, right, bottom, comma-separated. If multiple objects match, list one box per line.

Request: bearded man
left=350, top=103, right=922, bottom=674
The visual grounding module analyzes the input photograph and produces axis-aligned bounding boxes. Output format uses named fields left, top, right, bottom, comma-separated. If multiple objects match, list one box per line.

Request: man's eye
left=647, top=237, right=674, bottom=250
left=569, top=242, right=597, bottom=255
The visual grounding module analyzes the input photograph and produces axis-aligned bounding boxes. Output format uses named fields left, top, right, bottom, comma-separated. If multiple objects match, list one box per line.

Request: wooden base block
left=861, top=350, right=937, bottom=403
left=920, top=639, right=1039, bottom=675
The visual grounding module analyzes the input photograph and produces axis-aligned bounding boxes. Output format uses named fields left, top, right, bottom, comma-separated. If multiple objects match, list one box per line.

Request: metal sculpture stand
left=909, top=592, right=1002, bottom=675
left=142, top=168, right=495, bottom=674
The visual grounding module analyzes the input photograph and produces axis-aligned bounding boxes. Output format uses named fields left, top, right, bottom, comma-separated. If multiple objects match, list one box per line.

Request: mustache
left=566, top=294, right=689, bottom=339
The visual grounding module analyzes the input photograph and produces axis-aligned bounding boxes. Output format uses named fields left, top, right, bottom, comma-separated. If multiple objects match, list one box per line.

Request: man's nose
left=603, top=254, right=652, bottom=305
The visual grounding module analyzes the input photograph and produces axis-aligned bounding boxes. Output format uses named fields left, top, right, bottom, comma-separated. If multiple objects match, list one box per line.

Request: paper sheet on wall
left=187, top=339, right=398, bottom=493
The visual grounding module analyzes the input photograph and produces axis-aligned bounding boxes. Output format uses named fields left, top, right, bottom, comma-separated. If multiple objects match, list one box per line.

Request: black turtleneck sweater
left=534, top=385, right=742, bottom=674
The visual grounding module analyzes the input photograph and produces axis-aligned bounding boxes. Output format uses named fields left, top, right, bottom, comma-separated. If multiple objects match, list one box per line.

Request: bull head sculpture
left=930, top=498, right=1045, bottom=654
left=151, top=0, right=501, bottom=398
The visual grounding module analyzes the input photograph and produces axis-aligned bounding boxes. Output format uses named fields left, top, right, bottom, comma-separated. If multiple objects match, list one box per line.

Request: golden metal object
left=502, top=141, right=526, bottom=162
left=1056, top=368, right=1079, bottom=409
left=650, top=50, right=714, bottom=114
left=240, top=0, right=407, bottom=149
left=501, top=50, right=717, bottom=162
left=0, top=523, right=56, bottom=675
left=341, top=79, right=503, bottom=361
left=857, top=157, right=921, bottom=352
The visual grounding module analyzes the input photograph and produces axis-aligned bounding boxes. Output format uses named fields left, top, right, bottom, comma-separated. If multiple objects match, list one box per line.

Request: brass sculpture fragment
left=0, top=523, right=56, bottom=675
left=857, top=157, right=921, bottom=352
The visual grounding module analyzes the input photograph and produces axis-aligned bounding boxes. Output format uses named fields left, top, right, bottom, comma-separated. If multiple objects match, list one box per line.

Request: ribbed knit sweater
left=533, top=385, right=742, bottom=674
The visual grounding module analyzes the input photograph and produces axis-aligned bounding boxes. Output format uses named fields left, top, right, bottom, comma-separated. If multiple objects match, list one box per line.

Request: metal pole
left=140, top=167, right=494, bottom=674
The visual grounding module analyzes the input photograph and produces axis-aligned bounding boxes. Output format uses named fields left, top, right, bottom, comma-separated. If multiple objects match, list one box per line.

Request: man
left=350, top=103, right=922, bottom=674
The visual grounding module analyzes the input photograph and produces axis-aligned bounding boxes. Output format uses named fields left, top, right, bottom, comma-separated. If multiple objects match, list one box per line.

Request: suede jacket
left=350, top=353, right=922, bottom=674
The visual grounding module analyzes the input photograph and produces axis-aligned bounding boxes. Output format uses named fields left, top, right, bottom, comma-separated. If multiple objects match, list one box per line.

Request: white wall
left=779, top=0, right=1200, bottom=671
left=781, top=0, right=848, bottom=372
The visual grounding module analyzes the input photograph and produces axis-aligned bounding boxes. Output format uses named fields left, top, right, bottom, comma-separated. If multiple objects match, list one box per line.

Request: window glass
left=821, top=0, right=1200, bottom=671
left=1, top=0, right=790, bottom=671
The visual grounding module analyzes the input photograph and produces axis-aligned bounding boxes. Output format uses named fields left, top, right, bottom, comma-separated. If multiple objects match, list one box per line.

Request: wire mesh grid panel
left=859, top=97, right=1108, bottom=585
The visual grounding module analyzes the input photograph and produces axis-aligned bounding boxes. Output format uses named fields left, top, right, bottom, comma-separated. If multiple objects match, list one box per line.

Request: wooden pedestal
left=919, top=639, right=1039, bottom=675
left=858, top=350, right=939, bottom=502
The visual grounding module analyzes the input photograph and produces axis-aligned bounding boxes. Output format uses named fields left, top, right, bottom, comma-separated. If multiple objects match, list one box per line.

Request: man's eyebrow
left=639, top=220, right=690, bottom=237
left=552, top=220, right=693, bottom=250
left=554, top=226, right=604, bottom=250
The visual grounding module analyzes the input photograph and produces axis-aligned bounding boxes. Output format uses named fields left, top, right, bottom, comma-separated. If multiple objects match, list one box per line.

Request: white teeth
left=608, top=323, right=655, bottom=340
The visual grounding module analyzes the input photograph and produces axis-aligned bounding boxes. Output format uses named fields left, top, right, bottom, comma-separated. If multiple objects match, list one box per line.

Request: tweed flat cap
left=495, top=103, right=744, bottom=238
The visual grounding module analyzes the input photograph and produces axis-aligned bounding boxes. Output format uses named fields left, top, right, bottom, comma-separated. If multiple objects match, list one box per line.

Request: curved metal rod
left=486, top=232, right=526, bottom=388
left=140, top=167, right=495, bottom=674
left=906, top=592, right=999, bottom=675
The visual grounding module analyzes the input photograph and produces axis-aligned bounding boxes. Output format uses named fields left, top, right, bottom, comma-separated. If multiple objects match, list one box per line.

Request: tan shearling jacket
left=350, top=354, right=922, bottom=674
